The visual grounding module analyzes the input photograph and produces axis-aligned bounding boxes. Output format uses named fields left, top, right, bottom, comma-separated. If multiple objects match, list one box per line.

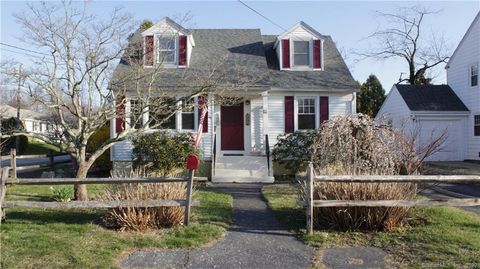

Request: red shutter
left=179, top=35, right=187, bottom=66
left=319, top=96, right=329, bottom=124
left=282, top=39, right=290, bottom=69
left=313, top=40, right=321, bottom=69
left=116, top=96, right=125, bottom=133
left=198, top=97, right=208, bottom=133
left=145, top=35, right=154, bottom=66
left=285, top=96, right=294, bottom=133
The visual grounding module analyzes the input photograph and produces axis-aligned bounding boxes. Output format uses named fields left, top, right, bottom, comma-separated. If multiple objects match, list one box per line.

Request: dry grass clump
left=101, top=182, right=188, bottom=231
left=303, top=115, right=442, bottom=231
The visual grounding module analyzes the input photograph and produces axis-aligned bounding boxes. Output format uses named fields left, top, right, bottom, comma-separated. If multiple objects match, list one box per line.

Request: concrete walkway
left=120, top=184, right=314, bottom=269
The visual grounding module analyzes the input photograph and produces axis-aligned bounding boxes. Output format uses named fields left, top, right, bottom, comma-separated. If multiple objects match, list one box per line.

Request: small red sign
left=186, top=154, right=200, bottom=170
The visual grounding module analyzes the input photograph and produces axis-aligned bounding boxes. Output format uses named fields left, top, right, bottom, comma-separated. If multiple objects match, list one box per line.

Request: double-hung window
left=297, top=97, right=316, bottom=130
left=181, top=98, right=195, bottom=130
left=471, top=64, right=478, bottom=87
left=158, top=36, right=176, bottom=64
left=149, top=97, right=177, bottom=129
left=475, top=115, right=480, bottom=136
left=130, top=100, right=144, bottom=129
left=293, top=41, right=310, bottom=66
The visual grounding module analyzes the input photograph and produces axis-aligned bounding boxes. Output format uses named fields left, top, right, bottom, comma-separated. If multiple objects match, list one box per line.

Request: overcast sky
left=1, top=1, right=479, bottom=92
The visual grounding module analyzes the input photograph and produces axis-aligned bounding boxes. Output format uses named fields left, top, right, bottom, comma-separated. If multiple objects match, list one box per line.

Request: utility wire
left=0, top=48, right=54, bottom=64
left=237, top=0, right=288, bottom=32
left=0, top=42, right=51, bottom=56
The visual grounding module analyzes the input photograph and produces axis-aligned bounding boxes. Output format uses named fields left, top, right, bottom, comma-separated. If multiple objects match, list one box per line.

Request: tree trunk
left=74, top=164, right=89, bottom=201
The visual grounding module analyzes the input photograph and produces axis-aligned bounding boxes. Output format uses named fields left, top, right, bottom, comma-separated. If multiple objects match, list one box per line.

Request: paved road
left=120, top=184, right=314, bottom=269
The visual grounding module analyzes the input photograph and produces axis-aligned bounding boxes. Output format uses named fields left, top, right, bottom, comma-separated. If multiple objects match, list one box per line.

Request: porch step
left=212, top=156, right=274, bottom=183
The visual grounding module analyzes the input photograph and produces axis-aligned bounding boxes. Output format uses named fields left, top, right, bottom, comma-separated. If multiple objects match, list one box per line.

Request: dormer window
left=293, top=41, right=310, bottom=66
left=158, top=36, right=176, bottom=64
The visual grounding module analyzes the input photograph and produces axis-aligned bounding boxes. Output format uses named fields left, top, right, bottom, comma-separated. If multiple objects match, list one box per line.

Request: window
left=130, top=100, right=144, bottom=129
left=149, top=97, right=176, bottom=129
left=297, top=97, right=316, bottom=130
left=471, top=64, right=478, bottom=87
left=293, top=41, right=310, bottom=66
left=158, top=36, right=176, bottom=64
left=475, top=115, right=480, bottom=136
left=181, top=98, right=194, bottom=130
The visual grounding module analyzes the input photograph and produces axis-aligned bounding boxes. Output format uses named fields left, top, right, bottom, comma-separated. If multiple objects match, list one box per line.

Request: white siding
left=329, top=93, right=355, bottom=117
left=111, top=140, right=134, bottom=161
left=447, top=14, right=480, bottom=160
left=375, top=87, right=413, bottom=130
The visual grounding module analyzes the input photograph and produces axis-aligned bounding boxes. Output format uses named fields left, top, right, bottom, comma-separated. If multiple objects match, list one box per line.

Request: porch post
left=262, top=92, right=269, bottom=155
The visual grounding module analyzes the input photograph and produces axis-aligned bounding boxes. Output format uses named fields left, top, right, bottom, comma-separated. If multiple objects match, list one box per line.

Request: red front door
left=221, top=103, right=244, bottom=150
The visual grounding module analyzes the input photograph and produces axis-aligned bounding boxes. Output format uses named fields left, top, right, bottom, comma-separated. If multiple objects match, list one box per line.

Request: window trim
left=294, top=96, right=319, bottom=131
left=470, top=63, right=479, bottom=87
left=148, top=97, right=178, bottom=131
left=474, top=115, right=480, bottom=137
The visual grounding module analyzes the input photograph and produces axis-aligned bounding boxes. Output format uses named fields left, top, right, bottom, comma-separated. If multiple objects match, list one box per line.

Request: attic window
left=293, top=41, right=309, bottom=66
left=158, top=36, right=176, bottom=64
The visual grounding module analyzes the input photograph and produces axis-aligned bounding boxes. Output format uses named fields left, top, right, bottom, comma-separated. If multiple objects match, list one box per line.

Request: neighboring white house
left=110, top=18, right=358, bottom=182
left=0, top=104, right=53, bottom=134
left=376, top=11, right=479, bottom=162
left=446, top=11, right=480, bottom=161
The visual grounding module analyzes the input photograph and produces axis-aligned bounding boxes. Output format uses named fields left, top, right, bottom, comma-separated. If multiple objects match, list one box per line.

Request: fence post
left=0, top=167, right=9, bottom=224
left=184, top=169, right=194, bottom=226
left=49, top=149, right=54, bottom=167
left=306, top=162, right=314, bottom=234
left=10, top=148, right=16, bottom=179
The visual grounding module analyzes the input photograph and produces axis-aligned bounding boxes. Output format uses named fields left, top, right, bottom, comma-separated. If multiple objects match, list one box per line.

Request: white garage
left=377, top=85, right=469, bottom=161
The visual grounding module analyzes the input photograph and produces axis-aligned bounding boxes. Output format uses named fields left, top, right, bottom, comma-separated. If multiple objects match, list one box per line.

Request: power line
left=237, top=0, right=288, bottom=32
left=0, top=48, right=54, bottom=64
left=0, top=42, right=51, bottom=56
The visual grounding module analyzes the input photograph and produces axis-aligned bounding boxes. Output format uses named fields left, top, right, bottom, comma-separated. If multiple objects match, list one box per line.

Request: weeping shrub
left=300, top=114, right=430, bottom=231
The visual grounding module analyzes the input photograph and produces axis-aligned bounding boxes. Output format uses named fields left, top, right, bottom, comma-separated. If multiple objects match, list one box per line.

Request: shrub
left=272, top=130, right=319, bottom=174
left=101, top=182, right=189, bottom=231
left=87, top=123, right=112, bottom=172
left=132, top=131, right=197, bottom=176
left=300, top=115, right=422, bottom=231
left=50, top=186, right=73, bottom=202
left=0, top=117, right=28, bottom=155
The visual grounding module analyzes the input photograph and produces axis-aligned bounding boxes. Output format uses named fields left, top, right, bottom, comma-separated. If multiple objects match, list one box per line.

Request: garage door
left=417, top=119, right=463, bottom=161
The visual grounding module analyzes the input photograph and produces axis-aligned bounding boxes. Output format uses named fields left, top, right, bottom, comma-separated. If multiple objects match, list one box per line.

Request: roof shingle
left=395, top=84, right=469, bottom=112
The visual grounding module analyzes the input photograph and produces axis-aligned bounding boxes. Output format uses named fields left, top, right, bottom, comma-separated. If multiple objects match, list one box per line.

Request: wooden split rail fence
left=0, top=149, right=70, bottom=178
left=0, top=167, right=198, bottom=226
left=303, top=163, right=480, bottom=234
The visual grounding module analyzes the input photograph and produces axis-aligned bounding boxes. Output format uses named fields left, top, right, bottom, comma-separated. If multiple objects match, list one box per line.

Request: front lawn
left=263, top=184, right=480, bottom=268
left=22, top=138, right=60, bottom=155
left=1, top=185, right=232, bottom=269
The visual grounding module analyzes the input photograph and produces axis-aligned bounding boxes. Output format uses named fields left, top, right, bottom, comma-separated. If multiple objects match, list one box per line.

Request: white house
left=446, top=12, right=480, bottom=161
left=377, top=11, right=479, bottom=162
left=0, top=104, right=53, bottom=134
left=110, top=18, right=358, bottom=182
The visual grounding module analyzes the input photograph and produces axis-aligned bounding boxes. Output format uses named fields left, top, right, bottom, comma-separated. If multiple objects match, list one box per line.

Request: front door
left=221, top=103, right=244, bottom=150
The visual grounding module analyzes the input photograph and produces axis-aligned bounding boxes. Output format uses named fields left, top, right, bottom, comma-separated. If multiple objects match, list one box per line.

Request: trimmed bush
left=272, top=130, right=319, bottom=175
left=87, top=123, right=112, bottom=172
left=132, top=131, right=197, bottom=176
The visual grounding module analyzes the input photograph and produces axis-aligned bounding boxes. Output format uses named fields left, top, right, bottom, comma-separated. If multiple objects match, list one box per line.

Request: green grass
left=263, top=184, right=480, bottom=269
left=1, top=185, right=233, bottom=269
left=22, top=138, right=60, bottom=155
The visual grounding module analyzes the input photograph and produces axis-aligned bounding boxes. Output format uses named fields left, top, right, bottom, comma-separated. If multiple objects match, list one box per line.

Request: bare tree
left=5, top=2, right=261, bottom=200
left=360, top=6, right=450, bottom=85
